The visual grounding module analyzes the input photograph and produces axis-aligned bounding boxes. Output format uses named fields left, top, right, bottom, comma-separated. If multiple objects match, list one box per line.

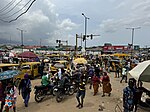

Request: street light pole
left=40, top=38, right=42, bottom=46
left=82, top=13, right=89, bottom=55
left=126, top=27, right=141, bottom=58
left=17, top=28, right=26, bottom=53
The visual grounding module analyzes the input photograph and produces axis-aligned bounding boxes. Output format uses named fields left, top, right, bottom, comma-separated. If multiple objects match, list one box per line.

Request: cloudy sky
left=0, top=0, right=150, bottom=47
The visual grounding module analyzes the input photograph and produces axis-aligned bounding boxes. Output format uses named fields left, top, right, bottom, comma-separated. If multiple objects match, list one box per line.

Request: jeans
left=22, top=92, right=30, bottom=105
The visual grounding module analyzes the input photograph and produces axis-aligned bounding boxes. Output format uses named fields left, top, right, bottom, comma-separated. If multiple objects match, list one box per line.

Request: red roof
left=18, top=51, right=38, bottom=58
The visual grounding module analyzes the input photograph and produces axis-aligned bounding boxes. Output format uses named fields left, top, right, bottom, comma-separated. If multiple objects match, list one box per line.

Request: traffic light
left=58, top=40, right=61, bottom=43
left=128, top=43, right=132, bottom=49
left=83, top=35, right=86, bottom=41
left=91, top=34, right=93, bottom=39
left=56, top=40, right=61, bottom=43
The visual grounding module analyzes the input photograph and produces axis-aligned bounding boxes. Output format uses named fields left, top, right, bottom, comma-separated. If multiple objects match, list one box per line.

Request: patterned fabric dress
left=5, top=87, right=14, bottom=109
left=123, top=86, right=136, bottom=111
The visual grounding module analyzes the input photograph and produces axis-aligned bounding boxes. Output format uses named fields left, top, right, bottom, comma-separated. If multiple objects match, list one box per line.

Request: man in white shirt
left=120, top=66, right=127, bottom=83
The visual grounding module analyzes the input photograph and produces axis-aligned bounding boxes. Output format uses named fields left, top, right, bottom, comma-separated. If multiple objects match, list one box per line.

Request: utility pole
left=17, top=28, right=26, bottom=53
left=10, top=36, right=11, bottom=45
left=82, top=13, right=89, bottom=55
left=126, top=27, right=141, bottom=58
left=75, top=34, right=83, bottom=55
left=76, top=34, right=78, bottom=55
left=40, top=38, right=42, bottom=46
left=81, top=33, right=82, bottom=47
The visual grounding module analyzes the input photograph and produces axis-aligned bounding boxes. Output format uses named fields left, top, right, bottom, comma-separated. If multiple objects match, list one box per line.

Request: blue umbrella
left=0, top=70, right=20, bottom=80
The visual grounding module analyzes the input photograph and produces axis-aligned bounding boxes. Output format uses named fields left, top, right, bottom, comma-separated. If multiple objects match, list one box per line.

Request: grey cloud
left=99, top=0, right=150, bottom=34
left=58, top=18, right=79, bottom=31
left=115, top=2, right=126, bottom=9
left=1, top=0, right=150, bottom=47
left=0, top=0, right=58, bottom=45
left=0, top=0, right=80, bottom=45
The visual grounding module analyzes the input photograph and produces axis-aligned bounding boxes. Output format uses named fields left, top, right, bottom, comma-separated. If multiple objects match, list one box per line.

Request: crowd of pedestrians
left=0, top=53, right=150, bottom=112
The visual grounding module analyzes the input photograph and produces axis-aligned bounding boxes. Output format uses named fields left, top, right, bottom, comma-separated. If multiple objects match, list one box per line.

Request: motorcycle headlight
left=70, top=86, right=74, bottom=89
left=54, top=88, right=58, bottom=91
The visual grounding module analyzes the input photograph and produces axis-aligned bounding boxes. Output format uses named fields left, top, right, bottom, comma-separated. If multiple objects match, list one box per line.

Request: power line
left=0, top=0, right=16, bottom=13
left=0, top=0, right=36, bottom=23
left=9, top=0, right=36, bottom=23
left=0, top=0, right=23, bottom=16
left=1, top=0, right=32, bottom=19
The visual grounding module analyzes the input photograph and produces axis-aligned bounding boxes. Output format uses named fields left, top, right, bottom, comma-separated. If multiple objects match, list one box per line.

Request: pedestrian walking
left=101, top=72, right=112, bottom=97
left=92, top=74, right=100, bottom=96
left=120, top=66, right=127, bottom=83
left=123, top=78, right=136, bottom=112
left=88, top=66, right=94, bottom=89
left=115, top=64, right=120, bottom=78
left=19, top=73, right=32, bottom=107
left=76, top=79, right=86, bottom=109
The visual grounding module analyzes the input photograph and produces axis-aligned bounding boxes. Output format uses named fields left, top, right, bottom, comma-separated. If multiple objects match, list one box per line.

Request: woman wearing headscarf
left=92, top=73, right=100, bottom=96
left=19, top=73, right=31, bottom=107
left=101, top=72, right=112, bottom=97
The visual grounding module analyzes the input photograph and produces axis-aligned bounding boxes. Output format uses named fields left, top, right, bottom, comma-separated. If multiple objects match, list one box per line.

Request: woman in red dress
left=92, top=74, right=100, bottom=96
left=101, top=72, right=112, bottom=97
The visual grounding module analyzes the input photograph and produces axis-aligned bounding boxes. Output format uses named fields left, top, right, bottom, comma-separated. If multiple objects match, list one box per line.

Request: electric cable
left=1, top=0, right=32, bottom=19
left=0, top=0, right=16, bottom=13
left=0, top=0, right=23, bottom=16
left=9, top=0, right=36, bottom=22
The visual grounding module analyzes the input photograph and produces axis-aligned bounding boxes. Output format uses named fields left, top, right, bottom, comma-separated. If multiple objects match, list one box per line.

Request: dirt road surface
left=15, top=72, right=149, bottom=112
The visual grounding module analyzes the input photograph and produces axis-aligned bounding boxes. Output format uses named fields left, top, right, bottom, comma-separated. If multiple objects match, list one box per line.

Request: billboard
left=103, top=46, right=129, bottom=51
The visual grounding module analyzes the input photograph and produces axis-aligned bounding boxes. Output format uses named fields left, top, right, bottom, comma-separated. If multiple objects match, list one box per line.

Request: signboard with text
left=103, top=46, right=129, bottom=51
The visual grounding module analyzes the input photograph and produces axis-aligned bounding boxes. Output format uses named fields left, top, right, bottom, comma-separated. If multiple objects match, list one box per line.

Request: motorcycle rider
left=41, top=72, right=53, bottom=91
left=41, top=72, right=50, bottom=86
left=60, top=73, right=70, bottom=90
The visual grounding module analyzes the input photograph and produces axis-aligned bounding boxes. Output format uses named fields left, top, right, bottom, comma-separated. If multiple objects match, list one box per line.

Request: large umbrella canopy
left=43, top=58, right=50, bottom=63
left=73, top=58, right=87, bottom=64
left=54, top=63, right=64, bottom=68
left=18, top=51, right=38, bottom=58
left=129, top=60, right=150, bottom=82
left=0, top=70, right=20, bottom=80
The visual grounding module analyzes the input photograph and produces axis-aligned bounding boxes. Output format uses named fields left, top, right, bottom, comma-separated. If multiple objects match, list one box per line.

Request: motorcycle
left=53, top=82, right=74, bottom=103
left=34, top=85, right=54, bottom=103
left=69, top=75, right=79, bottom=93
